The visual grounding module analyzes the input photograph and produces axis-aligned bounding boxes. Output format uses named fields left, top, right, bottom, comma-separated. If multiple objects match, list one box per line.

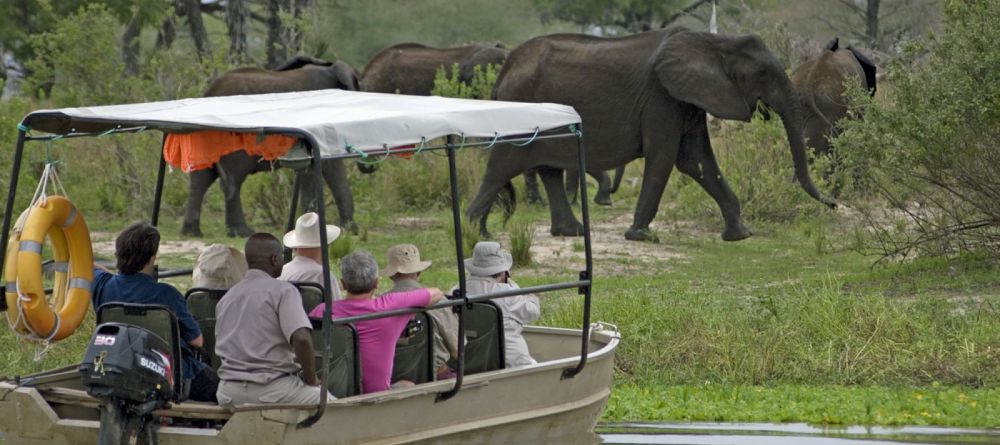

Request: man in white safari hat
left=385, top=244, right=460, bottom=380
left=454, top=241, right=540, bottom=368
left=279, top=212, right=343, bottom=301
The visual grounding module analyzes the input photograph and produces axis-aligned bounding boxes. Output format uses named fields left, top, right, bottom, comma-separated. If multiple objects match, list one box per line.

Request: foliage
left=430, top=63, right=500, bottom=99
left=509, top=219, right=534, bottom=267
left=605, top=383, right=1000, bottom=426
left=834, top=1, right=1000, bottom=260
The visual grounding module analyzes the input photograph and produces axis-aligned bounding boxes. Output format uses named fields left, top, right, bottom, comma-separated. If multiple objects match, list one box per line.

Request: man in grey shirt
left=215, top=233, right=330, bottom=407
left=279, top=212, right=344, bottom=302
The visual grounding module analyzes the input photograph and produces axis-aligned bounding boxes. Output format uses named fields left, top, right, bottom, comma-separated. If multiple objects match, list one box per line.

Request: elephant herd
left=182, top=29, right=877, bottom=243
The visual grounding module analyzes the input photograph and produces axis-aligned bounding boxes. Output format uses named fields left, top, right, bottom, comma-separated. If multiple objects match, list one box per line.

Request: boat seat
left=310, top=319, right=361, bottom=397
left=392, top=312, right=435, bottom=384
left=184, top=287, right=229, bottom=371
left=95, top=302, right=187, bottom=401
left=292, top=281, right=325, bottom=314
left=463, top=301, right=505, bottom=374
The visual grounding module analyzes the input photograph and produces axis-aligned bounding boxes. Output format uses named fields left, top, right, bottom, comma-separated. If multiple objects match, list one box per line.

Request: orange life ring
left=6, top=196, right=93, bottom=341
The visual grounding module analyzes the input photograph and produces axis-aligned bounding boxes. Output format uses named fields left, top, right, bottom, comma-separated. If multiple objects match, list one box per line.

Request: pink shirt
left=309, top=289, right=431, bottom=394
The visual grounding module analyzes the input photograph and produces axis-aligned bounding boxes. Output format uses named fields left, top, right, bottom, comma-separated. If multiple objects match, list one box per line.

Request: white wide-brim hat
left=192, top=244, right=248, bottom=289
left=464, top=241, right=512, bottom=277
left=283, top=212, right=342, bottom=248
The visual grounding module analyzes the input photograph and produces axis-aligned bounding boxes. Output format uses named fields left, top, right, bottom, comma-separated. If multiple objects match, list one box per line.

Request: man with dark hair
left=91, top=221, right=219, bottom=402
left=215, top=233, right=330, bottom=406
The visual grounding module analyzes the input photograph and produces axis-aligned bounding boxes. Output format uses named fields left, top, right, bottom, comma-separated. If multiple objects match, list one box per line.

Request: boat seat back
left=96, top=302, right=186, bottom=400
left=291, top=281, right=324, bottom=314
left=311, top=319, right=361, bottom=397
left=392, top=312, right=435, bottom=384
left=464, top=301, right=505, bottom=374
left=184, top=287, right=229, bottom=371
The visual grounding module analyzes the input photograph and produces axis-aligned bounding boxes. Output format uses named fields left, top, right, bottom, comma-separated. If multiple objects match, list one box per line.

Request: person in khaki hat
left=453, top=241, right=540, bottom=368
left=384, top=244, right=459, bottom=380
left=193, top=244, right=248, bottom=289
left=279, top=212, right=343, bottom=302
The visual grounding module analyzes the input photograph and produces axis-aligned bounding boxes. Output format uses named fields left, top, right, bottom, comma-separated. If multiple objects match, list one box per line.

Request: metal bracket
left=578, top=270, right=590, bottom=295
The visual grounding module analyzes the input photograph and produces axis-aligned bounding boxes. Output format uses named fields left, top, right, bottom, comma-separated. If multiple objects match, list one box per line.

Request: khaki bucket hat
left=192, top=244, right=248, bottom=289
left=383, top=244, right=432, bottom=277
left=464, top=241, right=512, bottom=277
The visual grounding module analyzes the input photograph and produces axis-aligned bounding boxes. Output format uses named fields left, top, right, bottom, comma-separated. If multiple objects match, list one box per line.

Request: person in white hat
left=454, top=241, right=540, bottom=368
left=384, top=244, right=459, bottom=380
left=278, top=212, right=344, bottom=302
left=192, top=244, right=248, bottom=289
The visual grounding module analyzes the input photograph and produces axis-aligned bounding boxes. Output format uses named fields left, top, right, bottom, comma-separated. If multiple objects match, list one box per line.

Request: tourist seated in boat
left=215, top=233, right=331, bottom=407
left=278, top=212, right=344, bottom=301
left=384, top=244, right=459, bottom=380
left=91, top=221, right=220, bottom=402
left=192, top=243, right=247, bottom=289
left=456, top=241, right=541, bottom=368
left=309, top=250, right=444, bottom=394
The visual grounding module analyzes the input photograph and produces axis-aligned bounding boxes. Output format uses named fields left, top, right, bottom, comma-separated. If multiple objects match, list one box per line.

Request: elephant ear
left=823, top=37, right=839, bottom=52
left=275, top=56, right=332, bottom=71
left=655, top=31, right=753, bottom=121
left=847, top=46, right=878, bottom=97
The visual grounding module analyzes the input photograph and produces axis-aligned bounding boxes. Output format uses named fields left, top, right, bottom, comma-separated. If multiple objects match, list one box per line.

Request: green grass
left=606, top=383, right=1000, bottom=427
left=2, top=135, right=999, bottom=428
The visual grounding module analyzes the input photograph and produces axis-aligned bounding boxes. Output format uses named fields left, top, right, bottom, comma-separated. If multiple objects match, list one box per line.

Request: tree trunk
left=226, top=0, right=250, bottom=65
left=266, top=0, right=286, bottom=68
left=155, top=14, right=176, bottom=50
left=288, top=0, right=311, bottom=56
left=183, top=0, right=212, bottom=61
left=865, top=0, right=881, bottom=49
left=121, top=11, right=142, bottom=77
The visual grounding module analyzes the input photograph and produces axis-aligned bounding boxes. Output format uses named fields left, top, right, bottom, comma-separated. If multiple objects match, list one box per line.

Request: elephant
left=522, top=166, right=624, bottom=205
left=181, top=56, right=363, bottom=238
left=360, top=43, right=506, bottom=96
left=466, top=27, right=835, bottom=242
left=791, top=37, right=877, bottom=157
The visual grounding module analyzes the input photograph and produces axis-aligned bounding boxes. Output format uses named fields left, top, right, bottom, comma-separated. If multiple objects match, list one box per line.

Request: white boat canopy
left=19, top=89, right=581, bottom=158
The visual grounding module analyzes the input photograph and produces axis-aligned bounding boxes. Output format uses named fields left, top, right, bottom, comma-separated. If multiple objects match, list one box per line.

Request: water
left=598, top=423, right=1000, bottom=445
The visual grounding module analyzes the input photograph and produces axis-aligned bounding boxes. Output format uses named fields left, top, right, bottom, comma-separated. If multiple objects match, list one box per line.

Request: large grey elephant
left=360, top=43, right=506, bottom=95
left=467, top=27, right=835, bottom=242
left=181, top=56, right=362, bottom=237
left=791, top=37, right=877, bottom=157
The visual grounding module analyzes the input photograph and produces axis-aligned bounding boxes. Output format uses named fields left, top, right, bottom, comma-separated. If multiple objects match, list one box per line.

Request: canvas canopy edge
left=17, top=90, right=583, bottom=158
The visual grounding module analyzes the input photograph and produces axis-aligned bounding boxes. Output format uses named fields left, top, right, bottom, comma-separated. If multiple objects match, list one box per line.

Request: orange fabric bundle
left=163, top=131, right=298, bottom=172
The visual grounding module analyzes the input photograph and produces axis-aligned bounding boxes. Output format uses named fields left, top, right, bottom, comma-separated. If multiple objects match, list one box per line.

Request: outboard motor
left=80, top=322, right=175, bottom=445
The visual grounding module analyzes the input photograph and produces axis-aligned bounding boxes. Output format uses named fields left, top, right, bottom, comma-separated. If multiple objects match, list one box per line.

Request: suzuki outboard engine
left=80, top=322, right=175, bottom=445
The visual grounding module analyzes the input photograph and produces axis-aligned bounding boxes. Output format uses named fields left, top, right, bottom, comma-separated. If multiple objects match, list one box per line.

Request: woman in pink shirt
left=310, top=250, right=443, bottom=394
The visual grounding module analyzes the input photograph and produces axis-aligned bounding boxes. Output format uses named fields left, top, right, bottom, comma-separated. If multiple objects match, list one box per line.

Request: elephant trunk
left=778, top=100, right=837, bottom=208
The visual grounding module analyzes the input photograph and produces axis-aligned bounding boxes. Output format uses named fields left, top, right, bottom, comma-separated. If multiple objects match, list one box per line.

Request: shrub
left=430, top=63, right=500, bottom=99
left=835, top=1, right=1000, bottom=260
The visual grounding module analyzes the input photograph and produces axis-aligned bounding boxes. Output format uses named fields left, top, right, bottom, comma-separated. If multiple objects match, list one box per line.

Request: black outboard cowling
left=80, top=322, right=175, bottom=445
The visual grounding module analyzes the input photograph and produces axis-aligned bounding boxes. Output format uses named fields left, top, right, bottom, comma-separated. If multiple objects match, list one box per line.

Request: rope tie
left=16, top=123, right=28, bottom=132
left=512, top=127, right=540, bottom=147
left=482, top=132, right=501, bottom=150
left=415, top=137, right=427, bottom=155
left=570, top=124, right=583, bottom=138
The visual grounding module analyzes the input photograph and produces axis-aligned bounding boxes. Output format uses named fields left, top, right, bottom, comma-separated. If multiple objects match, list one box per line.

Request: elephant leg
left=466, top=179, right=506, bottom=239
left=538, top=167, right=584, bottom=236
left=220, top=168, right=255, bottom=238
left=321, top=159, right=358, bottom=234
left=675, top=125, right=751, bottom=241
left=626, top=131, right=682, bottom=243
left=182, top=168, right=219, bottom=237
left=591, top=170, right=613, bottom=206
left=522, top=168, right=545, bottom=204
left=564, top=169, right=579, bottom=204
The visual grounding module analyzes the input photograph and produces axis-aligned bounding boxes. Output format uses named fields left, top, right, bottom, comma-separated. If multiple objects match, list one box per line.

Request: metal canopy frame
left=0, top=116, right=594, bottom=428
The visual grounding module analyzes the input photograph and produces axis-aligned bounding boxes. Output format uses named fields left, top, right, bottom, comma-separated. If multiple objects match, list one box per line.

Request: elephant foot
left=478, top=229, right=493, bottom=239
left=227, top=225, right=256, bottom=238
left=624, top=227, right=659, bottom=243
left=341, top=220, right=360, bottom=235
left=180, top=223, right=203, bottom=238
left=594, top=193, right=612, bottom=206
left=721, top=222, right=753, bottom=242
left=550, top=221, right=585, bottom=237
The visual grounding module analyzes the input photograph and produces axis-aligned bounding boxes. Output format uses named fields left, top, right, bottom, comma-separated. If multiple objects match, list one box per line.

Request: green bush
left=835, top=1, right=1000, bottom=260
left=430, top=63, right=500, bottom=99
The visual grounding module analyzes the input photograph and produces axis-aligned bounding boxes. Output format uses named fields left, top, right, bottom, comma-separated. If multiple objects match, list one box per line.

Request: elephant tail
left=610, top=165, right=626, bottom=194
left=804, top=92, right=836, bottom=132
left=497, top=181, right=517, bottom=225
